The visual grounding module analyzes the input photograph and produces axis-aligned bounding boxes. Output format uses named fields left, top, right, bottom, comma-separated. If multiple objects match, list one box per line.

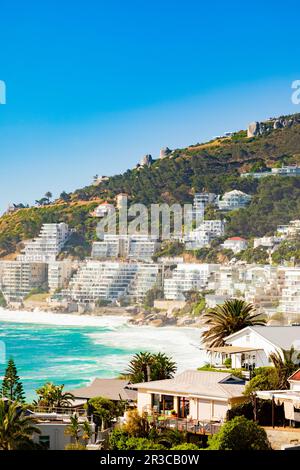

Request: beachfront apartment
left=92, top=234, right=160, bottom=262
left=0, top=261, right=47, bottom=301
left=62, top=260, right=159, bottom=304
left=217, top=190, right=252, bottom=211
left=47, top=260, right=73, bottom=293
left=164, top=263, right=219, bottom=300
left=18, top=223, right=70, bottom=263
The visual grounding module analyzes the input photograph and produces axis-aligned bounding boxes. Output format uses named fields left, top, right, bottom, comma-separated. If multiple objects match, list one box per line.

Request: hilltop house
left=135, top=370, right=246, bottom=423
left=218, top=190, right=252, bottom=211
left=222, top=237, right=248, bottom=254
left=207, top=326, right=300, bottom=370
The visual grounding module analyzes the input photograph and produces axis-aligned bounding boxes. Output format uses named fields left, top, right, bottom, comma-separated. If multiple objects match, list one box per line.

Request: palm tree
left=269, top=346, right=300, bottom=389
left=0, top=401, right=40, bottom=450
left=126, top=352, right=177, bottom=383
left=150, top=352, right=177, bottom=380
left=126, top=352, right=153, bottom=383
left=34, top=383, right=74, bottom=411
left=201, top=299, right=266, bottom=348
left=64, top=414, right=81, bottom=445
left=82, top=420, right=92, bottom=444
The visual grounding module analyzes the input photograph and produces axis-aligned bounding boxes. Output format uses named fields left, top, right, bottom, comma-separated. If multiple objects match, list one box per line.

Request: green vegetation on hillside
left=1, top=116, right=300, bottom=256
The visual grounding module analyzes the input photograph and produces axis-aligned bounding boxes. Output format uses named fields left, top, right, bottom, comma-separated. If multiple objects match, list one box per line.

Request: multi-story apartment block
left=61, top=261, right=159, bottom=304
left=164, top=263, right=219, bottom=300
left=279, top=268, right=300, bottom=320
left=92, top=235, right=160, bottom=262
left=48, top=260, right=73, bottom=293
left=18, top=223, right=70, bottom=263
left=0, top=261, right=47, bottom=301
left=218, top=190, right=252, bottom=211
left=184, top=219, right=226, bottom=250
left=193, top=192, right=218, bottom=209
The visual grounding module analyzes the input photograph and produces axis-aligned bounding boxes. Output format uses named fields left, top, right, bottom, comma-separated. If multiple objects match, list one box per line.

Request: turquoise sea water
left=0, top=311, right=202, bottom=401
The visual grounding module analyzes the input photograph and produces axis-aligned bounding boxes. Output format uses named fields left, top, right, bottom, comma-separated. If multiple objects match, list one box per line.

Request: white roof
left=226, top=326, right=300, bottom=350
left=134, top=370, right=245, bottom=399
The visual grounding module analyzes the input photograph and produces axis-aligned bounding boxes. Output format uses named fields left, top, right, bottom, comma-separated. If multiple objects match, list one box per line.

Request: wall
left=137, top=390, right=152, bottom=414
left=34, top=423, right=72, bottom=450
left=228, top=329, right=280, bottom=368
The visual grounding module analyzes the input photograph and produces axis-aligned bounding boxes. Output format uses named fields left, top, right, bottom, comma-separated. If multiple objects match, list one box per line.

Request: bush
left=171, top=443, right=200, bottom=450
left=65, top=443, right=86, bottom=450
left=208, top=416, right=271, bottom=450
left=109, top=428, right=130, bottom=450
left=124, top=437, right=166, bottom=450
left=244, top=367, right=278, bottom=396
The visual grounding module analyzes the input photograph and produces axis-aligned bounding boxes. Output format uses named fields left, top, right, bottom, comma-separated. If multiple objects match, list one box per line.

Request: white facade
left=164, top=263, right=219, bottom=300
left=253, top=236, right=284, bottom=249
left=92, top=234, right=160, bottom=262
left=0, top=261, right=47, bottom=301
left=218, top=190, right=252, bottom=211
left=224, top=326, right=300, bottom=369
left=222, top=237, right=248, bottom=253
left=184, top=219, right=225, bottom=250
left=18, top=223, right=70, bottom=263
left=92, top=202, right=114, bottom=217
left=62, top=261, right=159, bottom=303
left=48, top=260, right=73, bottom=293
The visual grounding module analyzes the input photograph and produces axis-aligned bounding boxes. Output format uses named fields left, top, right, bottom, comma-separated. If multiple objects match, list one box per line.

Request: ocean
left=0, top=309, right=205, bottom=401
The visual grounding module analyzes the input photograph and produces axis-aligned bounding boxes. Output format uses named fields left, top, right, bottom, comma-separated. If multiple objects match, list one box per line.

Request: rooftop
left=69, top=378, right=137, bottom=402
left=134, top=370, right=245, bottom=399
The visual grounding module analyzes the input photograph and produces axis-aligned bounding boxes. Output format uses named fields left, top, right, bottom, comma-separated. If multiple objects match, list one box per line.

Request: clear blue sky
left=0, top=0, right=300, bottom=211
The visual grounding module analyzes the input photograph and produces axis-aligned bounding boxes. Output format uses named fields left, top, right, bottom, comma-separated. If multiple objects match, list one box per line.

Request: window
left=39, top=435, right=50, bottom=449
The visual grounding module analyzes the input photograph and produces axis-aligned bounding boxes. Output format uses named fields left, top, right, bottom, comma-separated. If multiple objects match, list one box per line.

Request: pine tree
left=1, top=358, right=25, bottom=403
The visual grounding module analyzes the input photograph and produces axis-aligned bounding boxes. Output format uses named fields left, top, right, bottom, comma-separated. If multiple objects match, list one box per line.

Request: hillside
left=1, top=113, right=300, bottom=257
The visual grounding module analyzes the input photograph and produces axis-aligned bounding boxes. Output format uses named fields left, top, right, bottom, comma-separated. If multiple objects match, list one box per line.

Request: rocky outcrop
left=247, top=115, right=300, bottom=138
left=140, top=154, right=153, bottom=167
left=160, top=147, right=172, bottom=159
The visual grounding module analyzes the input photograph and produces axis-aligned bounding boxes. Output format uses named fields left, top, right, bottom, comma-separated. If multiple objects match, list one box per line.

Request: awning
left=206, top=346, right=263, bottom=354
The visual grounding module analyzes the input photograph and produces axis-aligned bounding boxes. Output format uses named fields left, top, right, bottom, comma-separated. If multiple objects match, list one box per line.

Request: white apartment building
left=91, top=235, right=160, bottom=262
left=48, top=260, right=73, bottom=293
left=193, top=192, right=218, bottom=208
left=241, top=165, right=300, bottom=179
left=164, top=263, right=219, bottom=300
left=222, top=237, right=248, bottom=253
left=62, top=261, right=159, bottom=304
left=184, top=219, right=225, bottom=250
left=253, top=235, right=284, bottom=249
left=218, top=190, right=252, bottom=211
left=18, top=223, right=70, bottom=263
left=279, top=268, right=300, bottom=319
left=0, top=261, right=47, bottom=301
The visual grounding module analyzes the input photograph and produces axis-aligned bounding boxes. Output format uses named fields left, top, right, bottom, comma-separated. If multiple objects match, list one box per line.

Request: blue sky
left=0, top=0, right=300, bottom=211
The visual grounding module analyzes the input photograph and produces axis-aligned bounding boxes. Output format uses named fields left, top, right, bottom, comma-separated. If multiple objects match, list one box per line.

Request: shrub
left=171, top=443, right=200, bottom=450
left=109, top=428, right=130, bottom=450
left=208, top=416, right=271, bottom=450
left=124, top=437, right=166, bottom=450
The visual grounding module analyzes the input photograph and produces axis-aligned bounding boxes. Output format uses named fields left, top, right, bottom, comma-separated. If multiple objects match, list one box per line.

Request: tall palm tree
left=201, top=299, right=266, bottom=348
left=0, top=400, right=40, bottom=450
left=269, top=346, right=300, bottom=389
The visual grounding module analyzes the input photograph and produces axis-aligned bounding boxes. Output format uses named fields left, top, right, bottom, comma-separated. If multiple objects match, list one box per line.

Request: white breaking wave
left=87, top=325, right=206, bottom=372
left=0, top=307, right=129, bottom=328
